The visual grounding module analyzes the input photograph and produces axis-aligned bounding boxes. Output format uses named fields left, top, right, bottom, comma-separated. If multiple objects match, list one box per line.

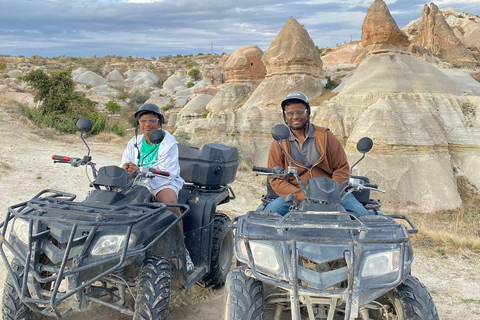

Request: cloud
left=0, top=0, right=478, bottom=57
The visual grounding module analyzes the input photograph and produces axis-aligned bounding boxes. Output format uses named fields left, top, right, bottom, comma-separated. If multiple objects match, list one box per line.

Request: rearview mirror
left=356, top=137, right=373, bottom=153
left=272, top=124, right=290, bottom=142
left=150, top=129, right=165, bottom=144
left=76, top=118, right=93, bottom=133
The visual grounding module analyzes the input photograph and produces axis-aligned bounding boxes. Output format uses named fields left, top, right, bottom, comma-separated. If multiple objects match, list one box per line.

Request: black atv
left=0, top=118, right=237, bottom=319
left=223, top=124, right=438, bottom=320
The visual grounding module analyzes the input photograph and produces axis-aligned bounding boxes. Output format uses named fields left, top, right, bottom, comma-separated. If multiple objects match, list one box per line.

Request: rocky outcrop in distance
left=414, top=3, right=476, bottom=62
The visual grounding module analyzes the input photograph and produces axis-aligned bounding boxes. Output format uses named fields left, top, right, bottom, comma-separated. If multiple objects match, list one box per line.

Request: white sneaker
left=185, top=249, right=194, bottom=274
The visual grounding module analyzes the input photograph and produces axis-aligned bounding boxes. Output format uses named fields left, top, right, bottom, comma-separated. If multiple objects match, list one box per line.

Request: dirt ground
left=0, top=112, right=479, bottom=319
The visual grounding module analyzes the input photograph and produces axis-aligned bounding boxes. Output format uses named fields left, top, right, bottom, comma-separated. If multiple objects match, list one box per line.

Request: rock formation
left=73, top=71, right=107, bottom=86
left=202, top=46, right=265, bottom=116
left=352, top=0, right=410, bottom=63
left=313, top=51, right=479, bottom=213
left=415, top=3, right=475, bottom=62
left=175, top=17, right=324, bottom=165
left=262, top=17, right=322, bottom=77
left=106, top=70, right=124, bottom=82
left=224, top=46, right=266, bottom=84
left=242, top=17, right=323, bottom=110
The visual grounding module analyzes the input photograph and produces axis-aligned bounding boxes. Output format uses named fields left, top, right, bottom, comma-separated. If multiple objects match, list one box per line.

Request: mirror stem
left=81, top=131, right=90, bottom=157
left=350, top=153, right=365, bottom=175
left=278, top=141, right=294, bottom=167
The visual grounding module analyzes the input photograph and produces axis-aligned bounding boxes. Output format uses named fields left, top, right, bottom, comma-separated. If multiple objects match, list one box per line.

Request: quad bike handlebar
left=252, top=165, right=385, bottom=201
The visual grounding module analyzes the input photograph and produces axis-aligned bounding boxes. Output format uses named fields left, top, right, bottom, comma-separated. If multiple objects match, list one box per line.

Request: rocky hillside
left=1, top=0, right=479, bottom=214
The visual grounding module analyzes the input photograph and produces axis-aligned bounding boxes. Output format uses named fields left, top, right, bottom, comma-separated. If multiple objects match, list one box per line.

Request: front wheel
left=2, top=259, right=41, bottom=320
left=223, top=267, right=264, bottom=320
left=201, top=213, right=234, bottom=288
left=133, top=256, right=171, bottom=320
left=364, top=276, right=439, bottom=320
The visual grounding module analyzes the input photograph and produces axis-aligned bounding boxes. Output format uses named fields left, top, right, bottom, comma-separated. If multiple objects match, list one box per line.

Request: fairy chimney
left=415, top=3, right=475, bottom=62
left=361, top=0, right=410, bottom=48
left=224, top=46, right=266, bottom=83
left=352, top=0, right=410, bottom=63
left=261, top=17, right=323, bottom=78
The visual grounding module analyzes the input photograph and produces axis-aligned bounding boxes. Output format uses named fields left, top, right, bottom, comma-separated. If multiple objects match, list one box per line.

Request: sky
left=0, top=0, right=479, bottom=58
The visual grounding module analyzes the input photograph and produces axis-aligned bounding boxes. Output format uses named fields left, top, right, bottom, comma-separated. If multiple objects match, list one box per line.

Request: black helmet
left=281, top=92, right=310, bottom=123
left=134, top=103, right=165, bottom=124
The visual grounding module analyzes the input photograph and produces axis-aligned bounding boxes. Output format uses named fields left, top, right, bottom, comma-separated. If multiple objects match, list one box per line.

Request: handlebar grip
left=365, top=183, right=378, bottom=188
left=52, top=155, right=70, bottom=162
left=149, top=168, right=170, bottom=177
left=252, top=166, right=275, bottom=173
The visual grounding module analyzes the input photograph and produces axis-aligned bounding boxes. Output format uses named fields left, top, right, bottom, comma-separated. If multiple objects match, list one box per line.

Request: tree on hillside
left=21, top=68, right=124, bottom=135
left=188, top=68, right=200, bottom=81
left=23, top=68, right=95, bottom=115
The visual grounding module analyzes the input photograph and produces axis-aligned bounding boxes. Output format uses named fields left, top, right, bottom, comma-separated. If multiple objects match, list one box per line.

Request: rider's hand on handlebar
left=122, top=162, right=138, bottom=177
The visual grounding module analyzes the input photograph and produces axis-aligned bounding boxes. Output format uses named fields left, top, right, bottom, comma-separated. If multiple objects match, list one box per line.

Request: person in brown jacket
left=264, top=92, right=369, bottom=217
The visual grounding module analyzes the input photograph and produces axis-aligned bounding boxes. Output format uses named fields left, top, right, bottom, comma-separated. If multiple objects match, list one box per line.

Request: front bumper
left=233, top=211, right=415, bottom=319
left=0, top=189, right=188, bottom=317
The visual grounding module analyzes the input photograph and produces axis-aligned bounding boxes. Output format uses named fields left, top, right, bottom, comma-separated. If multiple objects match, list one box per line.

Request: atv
left=0, top=118, right=237, bottom=319
left=223, top=124, right=438, bottom=320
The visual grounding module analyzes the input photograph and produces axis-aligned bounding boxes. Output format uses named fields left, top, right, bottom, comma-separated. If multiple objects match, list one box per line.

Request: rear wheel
left=223, top=267, right=264, bottom=320
left=364, top=276, right=439, bottom=320
left=201, top=213, right=234, bottom=288
left=2, top=259, right=41, bottom=320
left=133, top=256, right=171, bottom=320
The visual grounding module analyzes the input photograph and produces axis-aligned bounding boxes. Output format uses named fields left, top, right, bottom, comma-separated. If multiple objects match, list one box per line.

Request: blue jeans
left=264, top=193, right=370, bottom=217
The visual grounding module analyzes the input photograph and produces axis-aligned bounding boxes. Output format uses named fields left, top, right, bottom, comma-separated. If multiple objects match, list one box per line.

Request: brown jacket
left=267, top=124, right=350, bottom=202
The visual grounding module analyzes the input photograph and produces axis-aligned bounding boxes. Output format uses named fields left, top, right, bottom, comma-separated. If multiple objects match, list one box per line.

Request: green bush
left=186, top=82, right=194, bottom=88
left=324, top=76, right=339, bottom=90
left=157, top=77, right=168, bottom=87
left=174, top=131, right=191, bottom=145
left=20, top=68, right=125, bottom=136
left=116, top=91, right=129, bottom=100
left=185, top=61, right=198, bottom=68
left=161, top=105, right=172, bottom=112
left=188, top=68, right=200, bottom=81
left=105, top=101, right=121, bottom=114
left=0, top=61, right=6, bottom=69
left=30, top=55, right=46, bottom=65
left=130, top=90, right=150, bottom=107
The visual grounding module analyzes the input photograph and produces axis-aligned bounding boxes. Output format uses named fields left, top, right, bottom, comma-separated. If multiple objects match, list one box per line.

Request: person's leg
left=340, top=193, right=370, bottom=217
left=264, top=196, right=291, bottom=216
left=156, top=188, right=181, bottom=217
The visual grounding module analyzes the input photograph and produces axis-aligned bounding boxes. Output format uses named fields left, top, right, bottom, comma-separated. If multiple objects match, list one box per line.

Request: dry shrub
left=409, top=176, right=480, bottom=255
left=94, top=131, right=124, bottom=144
left=310, top=89, right=338, bottom=106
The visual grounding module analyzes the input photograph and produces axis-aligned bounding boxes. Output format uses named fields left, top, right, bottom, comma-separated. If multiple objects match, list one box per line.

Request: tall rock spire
left=415, top=3, right=475, bottom=62
left=352, top=0, right=410, bottom=63
left=361, top=0, right=410, bottom=47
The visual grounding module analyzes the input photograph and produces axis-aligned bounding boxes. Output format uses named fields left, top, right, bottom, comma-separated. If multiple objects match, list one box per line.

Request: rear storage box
left=178, top=143, right=238, bottom=188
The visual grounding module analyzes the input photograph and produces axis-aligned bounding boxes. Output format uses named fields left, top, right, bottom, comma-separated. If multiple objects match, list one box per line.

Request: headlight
left=12, top=218, right=30, bottom=244
left=361, top=250, right=400, bottom=277
left=91, top=234, right=136, bottom=256
left=240, top=240, right=281, bottom=273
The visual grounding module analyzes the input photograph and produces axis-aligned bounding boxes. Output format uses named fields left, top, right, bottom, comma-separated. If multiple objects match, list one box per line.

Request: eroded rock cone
left=352, top=0, right=410, bottom=63
left=415, top=3, right=475, bottom=62
left=361, top=0, right=410, bottom=47
left=261, top=17, right=323, bottom=78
